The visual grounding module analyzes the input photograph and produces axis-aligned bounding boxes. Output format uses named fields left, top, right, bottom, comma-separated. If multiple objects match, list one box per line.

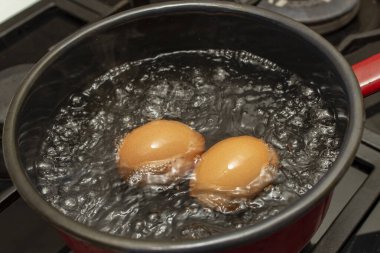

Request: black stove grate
left=1, top=1, right=380, bottom=253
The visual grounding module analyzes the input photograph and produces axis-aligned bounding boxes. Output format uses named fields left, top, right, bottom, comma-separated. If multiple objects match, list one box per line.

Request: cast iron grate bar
left=338, top=28, right=380, bottom=54
left=72, top=0, right=129, bottom=17
left=54, top=0, right=129, bottom=22
left=0, top=184, right=18, bottom=212
left=72, top=0, right=114, bottom=15
left=54, top=0, right=102, bottom=22
left=362, top=128, right=380, bottom=152
left=311, top=144, right=380, bottom=253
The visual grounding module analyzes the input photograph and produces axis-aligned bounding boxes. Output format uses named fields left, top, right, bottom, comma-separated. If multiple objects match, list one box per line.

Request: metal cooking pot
left=3, top=1, right=380, bottom=253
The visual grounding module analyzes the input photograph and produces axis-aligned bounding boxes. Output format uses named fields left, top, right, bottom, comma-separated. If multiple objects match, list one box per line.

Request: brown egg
left=190, top=136, right=279, bottom=213
left=118, top=120, right=205, bottom=186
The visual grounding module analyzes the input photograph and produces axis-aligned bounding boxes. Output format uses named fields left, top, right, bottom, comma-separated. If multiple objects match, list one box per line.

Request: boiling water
left=34, top=50, right=342, bottom=240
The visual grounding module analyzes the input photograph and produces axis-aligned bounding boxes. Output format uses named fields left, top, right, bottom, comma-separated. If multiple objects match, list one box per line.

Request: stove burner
left=0, top=64, right=33, bottom=178
left=257, top=0, right=360, bottom=34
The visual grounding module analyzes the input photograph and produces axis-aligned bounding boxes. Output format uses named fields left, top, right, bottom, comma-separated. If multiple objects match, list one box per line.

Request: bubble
left=64, top=198, right=77, bottom=208
left=133, top=220, right=145, bottom=232
left=148, top=212, right=160, bottom=222
left=41, top=187, right=50, bottom=195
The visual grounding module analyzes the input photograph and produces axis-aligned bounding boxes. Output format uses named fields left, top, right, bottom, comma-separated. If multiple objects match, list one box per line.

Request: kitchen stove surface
left=1, top=1, right=380, bottom=253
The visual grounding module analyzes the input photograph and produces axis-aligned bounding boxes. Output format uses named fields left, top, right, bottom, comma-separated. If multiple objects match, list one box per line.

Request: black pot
left=3, top=1, right=369, bottom=253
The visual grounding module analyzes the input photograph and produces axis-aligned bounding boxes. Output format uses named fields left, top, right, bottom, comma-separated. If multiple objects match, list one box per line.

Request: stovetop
left=1, top=1, right=380, bottom=253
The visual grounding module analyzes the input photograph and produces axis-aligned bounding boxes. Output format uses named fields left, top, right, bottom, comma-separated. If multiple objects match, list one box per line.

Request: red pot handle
left=352, top=53, right=380, bottom=97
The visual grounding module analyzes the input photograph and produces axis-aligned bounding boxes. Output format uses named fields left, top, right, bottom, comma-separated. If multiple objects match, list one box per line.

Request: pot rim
left=2, top=1, right=363, bottom=252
